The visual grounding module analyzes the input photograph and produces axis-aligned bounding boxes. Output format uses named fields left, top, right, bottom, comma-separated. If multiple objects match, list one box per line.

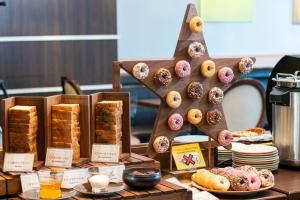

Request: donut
left=238, top=165, right=258, bottom=175
left=239, top=57, right=254, bottom=74
left=187, top=82, right=204, bottom=99
left=153, top=136, right=170, bottom=153
left=175, top=60, right=191, bottom=78
left=211, top=175, right=230, bottom=191
left=188, top=42, right=205, bottom=58
left=187, top=109, right=202, bottom=125
left=201, top=60, right=216, bottom=78
left=189, top=16, right=204, bottom=33
left=218, top=67, right=234, bottom=84
left=218, top=130, right=233, bottom=147
left=166, top=91, right=182, bottom=109
left=206, top=109, right=223, bottom=125
left=168, top=113, right=183, bottom=131
left=208, top=87, right=224, bottom=105
left=231, top=172, right=251, bottom=191
left=248, top=173, right=261, bottom=191
left=132, top=63, right=149, bottom=80
left=154, top=68, right=172, bottom=86
left=258, top=169, right=274, bottom=187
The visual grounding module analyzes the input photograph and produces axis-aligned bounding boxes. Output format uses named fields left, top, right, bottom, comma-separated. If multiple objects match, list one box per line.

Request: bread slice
left=51, top=110, right=79, bottom=120
left=9, top=105, right=37, bottom=114
left=51, top=104, right=80, bottom=113
left=9, top=115, right=38, bottom=124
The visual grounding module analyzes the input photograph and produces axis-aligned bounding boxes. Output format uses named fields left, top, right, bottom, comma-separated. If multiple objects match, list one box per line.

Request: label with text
left=91, top=144, right=120, bottom=163
left=3, top=153, right=34, bottom=172
left=61, top=168, right=88, bottom=189
left=45, top=148, right=73, bottom=168
left=20, top=173, right=40, bottom=192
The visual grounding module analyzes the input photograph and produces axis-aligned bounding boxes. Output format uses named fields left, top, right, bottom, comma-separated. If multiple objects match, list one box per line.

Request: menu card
left=45, top=148, right=73, bottom=168
left=98, top=164, right=125, bottom=183
left=91, top=144, right=120, bottom=163
left=20, top=173, right=40, bottom=192
left=61, top=168, right=89, bottom=189
left=3, top=153, right=34, bottom=172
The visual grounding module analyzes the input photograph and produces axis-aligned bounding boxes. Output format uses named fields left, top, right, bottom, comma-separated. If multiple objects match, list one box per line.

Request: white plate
left=174, top=135, right=209, bottom=143
left=20, top=189, right=76, bottom=200
left=192, top=181, right=273, bottom=196
left=231, top=145, right=277, bottom=154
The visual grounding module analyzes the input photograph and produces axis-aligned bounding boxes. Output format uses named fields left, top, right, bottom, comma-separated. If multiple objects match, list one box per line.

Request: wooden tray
left=90, top=92, right=131, bottom=153
left=44, top=95, right=91, bottom=165
left=1, top=96, right=46, bottom=161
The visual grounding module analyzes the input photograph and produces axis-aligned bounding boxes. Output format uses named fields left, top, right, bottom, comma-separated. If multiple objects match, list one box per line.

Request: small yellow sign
left=172, top=143, right=206, bottom=170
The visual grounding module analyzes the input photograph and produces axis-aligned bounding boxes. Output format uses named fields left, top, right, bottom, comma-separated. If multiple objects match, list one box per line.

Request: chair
left=61, top=76, right=84, bottom=95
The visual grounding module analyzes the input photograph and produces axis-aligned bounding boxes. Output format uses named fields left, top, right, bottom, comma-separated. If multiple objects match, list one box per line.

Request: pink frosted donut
left=168, top=113, right=183, bottom=131
left=175, top=60, right=191, bottom=78
left=218, top=130, right=233, bottom=147
left=248, top=173, right=261, bottom=191
left=218, top=67, right=234, bottom=84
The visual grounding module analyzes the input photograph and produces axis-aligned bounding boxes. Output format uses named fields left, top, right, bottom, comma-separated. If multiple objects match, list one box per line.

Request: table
left=217, top=190, right=287, bottom=200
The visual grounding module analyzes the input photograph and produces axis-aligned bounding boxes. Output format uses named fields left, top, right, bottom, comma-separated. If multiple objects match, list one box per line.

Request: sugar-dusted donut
left=188, top=42, right=205, bottom=58
left=238, top=165, right=259, bottom=175
left=187, top=81, right=204, bottom=99
left=154, top=68, right=172, bottom=86
left=189, top=16, right=204, bottom=33
left=166, top=91, right=182, bottom=109
left=206, top=109, right=223, bottom=125
left=168, top=113, right=183, bottom=131
left=132, top=62, right=149, bottom=80
left=153, top=136, right=170, bottom=153
left=239, top=57, right=254, bottom=74
left=201, top=60, right=216, bottom=78
left=248, top=173, right=261, bottom=191
left=175, top=60, right=191, bottom=78
left=218, top=130, right=233, bottom=147
left=231, top=172, right=251, bottom=191
left=187, top=109, right=202, bottom=125
left=258, top=169, right=274, bottom=187
left=211, top=175, right=230, bottom=191
left=208, top=87, right=224, bottom=105
left=218, top=67, right=234, bottom=84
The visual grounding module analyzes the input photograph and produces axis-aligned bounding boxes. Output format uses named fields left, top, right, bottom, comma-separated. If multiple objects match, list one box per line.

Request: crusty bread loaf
left=9, top=105, right=37, bottom=114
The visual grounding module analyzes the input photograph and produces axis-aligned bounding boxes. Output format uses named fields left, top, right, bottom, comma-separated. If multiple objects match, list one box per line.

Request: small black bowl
left=123, top=168, right=161, bottom=189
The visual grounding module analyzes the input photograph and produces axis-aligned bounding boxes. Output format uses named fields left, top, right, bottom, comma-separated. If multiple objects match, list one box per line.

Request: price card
left=45, top=148, right=73, bottom=168
left=61, top=168, right=89, bottom=189
left=20, top=173, right=40, bottom=192
left=3, top=153, right=34, bottom=172
left=99, top=164, right=125, bottom=183
left=91, top=144, right=120, bottom=163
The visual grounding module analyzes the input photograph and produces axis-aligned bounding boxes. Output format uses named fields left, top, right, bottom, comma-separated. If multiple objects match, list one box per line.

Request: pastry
left=248, top=173, right=261, bottom=191
left=208, top=87, right=224, bottom=105
left=232, top=131, right=258, bottom=137
left=132, top=62, right=149, bottom=80
left=175, top=60, right=191, bottom=78
left=238, top=165, right=258, bottom=175
left=218, top=130, right=233, bottom=147
left=201, top=60, right=216, bottom=78
left=218, top=67, right=234, bottom=84
left=189, top=16, right=204, bottom=33
left=166, top=91, right=182, bottom=109
left=154, top=68, right=172, bottom=86
left=187, top=109, right=202, bottom=125
left=206, top=109, right=222, bottom=125
left=231, top=172, right=251, bottom=191
left=239, top=57, right=254, bottom=74
left=188, top=42, right=205, bottom=58
left=258, top=169, right=274, bottom=187
left=187, top=81, right=203, bottom=99
left=168, top=113, right=183, bottom=131
left=153, top=136, right=170, bottom=153
left=211, top=175, right=231, bottom=191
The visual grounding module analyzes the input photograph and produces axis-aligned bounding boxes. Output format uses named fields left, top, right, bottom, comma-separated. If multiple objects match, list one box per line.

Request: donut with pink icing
left=248, top=173, right=261, bottom=191
left=175, top=60, right=191, bottom=78
left=168, top=113, right=183, bottom=131
left=218, top=130, right=233, bottom=147
left=218, top=67, right=234, bottom=84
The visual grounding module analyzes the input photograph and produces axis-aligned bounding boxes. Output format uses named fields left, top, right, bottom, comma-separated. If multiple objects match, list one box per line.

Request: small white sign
left=99, top=164, right=125, bottom=183
left=91, top=144, right=120, bottom=163
left=61, top=168, right=89, bottom=189
left=20, top=173, right=40, bottom=192
left=3, top=153, right=34, bottom=172
left=45, top=148, right=73, bottom=168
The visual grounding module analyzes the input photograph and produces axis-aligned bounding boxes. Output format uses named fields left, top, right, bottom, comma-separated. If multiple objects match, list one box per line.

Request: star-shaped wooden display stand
left=112, top=4, right=255, bottom=158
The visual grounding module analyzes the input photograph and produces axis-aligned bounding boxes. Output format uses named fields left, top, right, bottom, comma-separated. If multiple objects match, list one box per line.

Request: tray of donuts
left=191, top=165, right=274, bottom=195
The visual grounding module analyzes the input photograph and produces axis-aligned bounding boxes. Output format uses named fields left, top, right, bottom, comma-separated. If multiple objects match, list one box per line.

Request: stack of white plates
left=232, top=144, right=279, bottom=171
left=218, top=146, right=232, bottom=161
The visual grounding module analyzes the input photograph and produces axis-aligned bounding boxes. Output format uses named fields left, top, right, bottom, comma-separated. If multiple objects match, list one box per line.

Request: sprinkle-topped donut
left=175, top=60, right=191, bottom=78
left=153, top=136, right=170, bottom=153
left=239, top=57, right=254, bottom=74
left=231, top=172, right=251, bottom=191
left=188, top=42, right=205, bottom=58
left=166, top=91, right=182, bottom=109
left=208, top=87, right=224, bottom=105
left=218, top=130, right=233, bottom=147
left=154, top=68, right=172, bottom=86
left=206, top=109, right=223, bottom=125
left=187, top=81, right=204, bottom=99
left=189, top=16, right=204, bottom=33
left=201, top=60, right=216, bottom=78
left=218, top=67, right=234, bottom=84
left=258, top=169, right=274, bottom=187
left=168, top=113, right=184, bottom=131
left=238, top=165, right=259, bottom=175
left=132, top=62, right=149, bottom=80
